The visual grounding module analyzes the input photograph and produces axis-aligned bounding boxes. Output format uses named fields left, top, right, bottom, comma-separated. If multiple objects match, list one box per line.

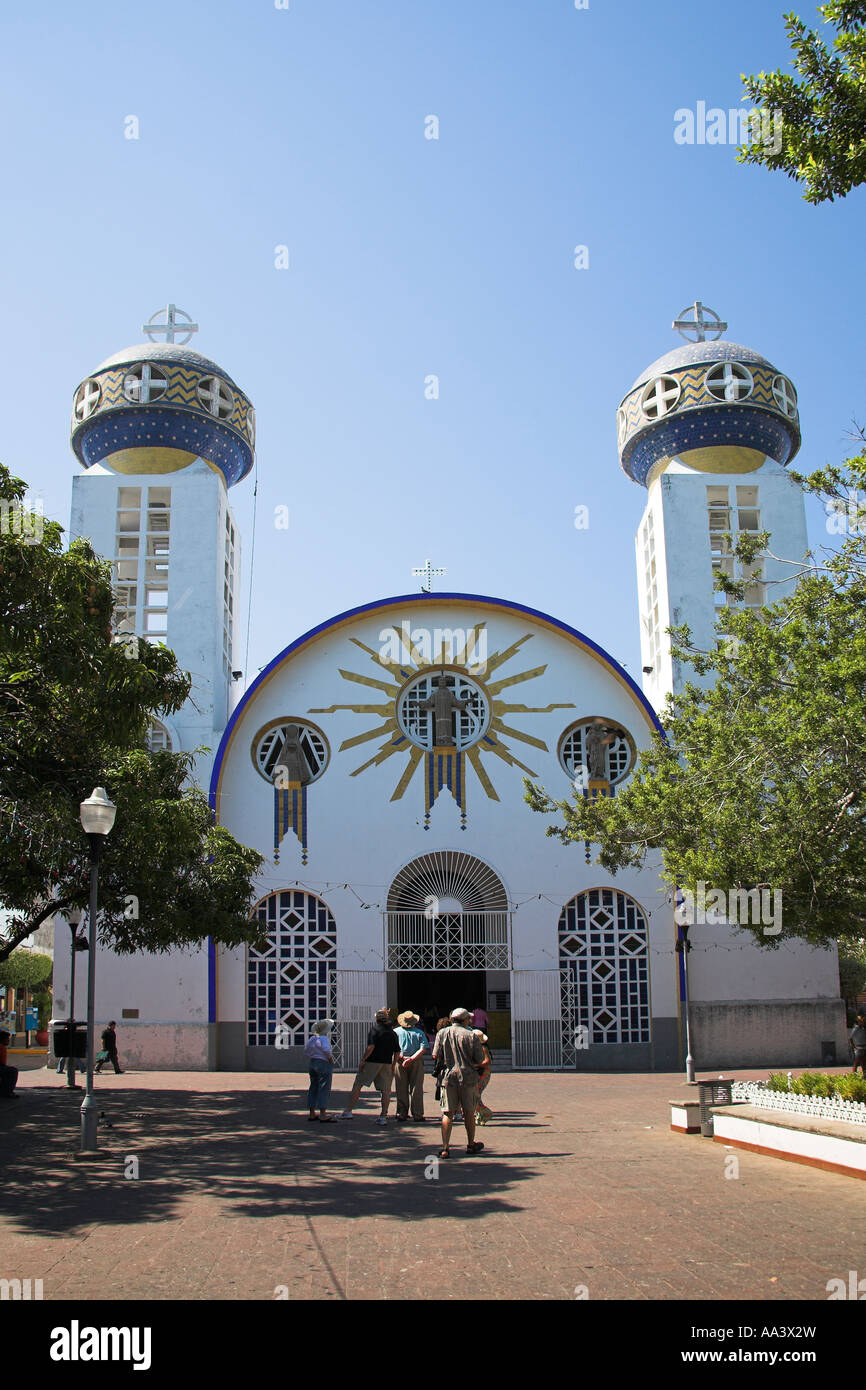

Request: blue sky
left=1, top=0, right=863, bottom=685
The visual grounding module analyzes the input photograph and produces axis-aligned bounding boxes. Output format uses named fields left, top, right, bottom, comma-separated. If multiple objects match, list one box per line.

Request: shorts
left=441, top=1079, right=479, bottom=1115
left=854, top=1048, right=866, bottom=1068
left=356, top=1061, right=393, bottom=1092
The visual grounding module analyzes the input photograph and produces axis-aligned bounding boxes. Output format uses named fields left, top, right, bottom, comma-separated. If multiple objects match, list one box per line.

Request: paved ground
left=3, top=1065, right=863, bottom=1301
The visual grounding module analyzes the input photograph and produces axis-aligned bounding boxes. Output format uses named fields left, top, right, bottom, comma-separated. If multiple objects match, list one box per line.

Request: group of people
left=303, top=1006, right=493, bottom=1156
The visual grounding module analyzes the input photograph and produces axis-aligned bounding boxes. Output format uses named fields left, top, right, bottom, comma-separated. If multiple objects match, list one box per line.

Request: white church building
left=52, top=302, right=846, bottom=1072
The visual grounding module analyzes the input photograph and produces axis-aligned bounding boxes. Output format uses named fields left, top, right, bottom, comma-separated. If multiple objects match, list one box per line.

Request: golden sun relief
left=309, top=624, right=574, bottom=828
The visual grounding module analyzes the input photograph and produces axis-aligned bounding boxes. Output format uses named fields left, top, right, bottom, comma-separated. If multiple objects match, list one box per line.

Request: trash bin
left=53, top=1023, right=87, bottom=1059
left=689, top=1077, right=735, bottom=1136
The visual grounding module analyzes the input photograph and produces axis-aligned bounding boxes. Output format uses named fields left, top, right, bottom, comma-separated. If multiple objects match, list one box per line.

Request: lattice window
left=559, top=888, right=650, bottom=1063
left=122, top=363, right=168, bottom=404
left=640, top=375, right=680, bottom=419
left=248, top=890, right=337, bottom=1047
left=772, top=374, right=797, bottom=417
left=704, top=361, right=753, bottom=402
left=197, top=374, right=234, bottom=419
left=558, top=721, right=634, bottom=786
left=397, top=671, right=488, bottom=751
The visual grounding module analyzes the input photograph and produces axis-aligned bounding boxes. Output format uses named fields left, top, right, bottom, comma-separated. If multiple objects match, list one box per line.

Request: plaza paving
left=3, top=1066, right=862, bottom=1301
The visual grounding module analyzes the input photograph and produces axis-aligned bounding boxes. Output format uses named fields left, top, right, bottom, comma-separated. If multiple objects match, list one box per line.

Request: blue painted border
left=205, top=590, right=667, bottom=1023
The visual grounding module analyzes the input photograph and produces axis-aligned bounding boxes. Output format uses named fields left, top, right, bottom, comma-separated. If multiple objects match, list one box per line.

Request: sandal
left=319, top=1115, right=339, bottom=1123
left=439, top=1147, right=450, bottom=1158
left=307, top=1115, right=320, bottom=1122
left=465, top=1141, right=485, bottom=1154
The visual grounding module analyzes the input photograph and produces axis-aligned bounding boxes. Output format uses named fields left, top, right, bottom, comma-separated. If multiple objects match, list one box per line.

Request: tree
left=0, top=951, right=53, bottom=991
left=738, top=1, right=866, bottom=203
left=525, top=448, right=866, bottom=950
left=0, top=462, right=265, bottom=960
left=839, top=939, right=866, bottom=1002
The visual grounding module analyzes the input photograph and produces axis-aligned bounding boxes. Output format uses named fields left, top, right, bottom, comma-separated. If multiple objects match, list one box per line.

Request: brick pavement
left=2, top=1065, right=863, bottom=1301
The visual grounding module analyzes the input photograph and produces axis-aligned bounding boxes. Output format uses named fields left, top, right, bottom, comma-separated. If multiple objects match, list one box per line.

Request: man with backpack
left=432, top=1007, right=487, bottom=1158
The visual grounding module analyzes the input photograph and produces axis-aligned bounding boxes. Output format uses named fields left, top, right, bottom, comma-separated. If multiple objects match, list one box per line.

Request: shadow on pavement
left=2, top=1083, right=561, bottom=1236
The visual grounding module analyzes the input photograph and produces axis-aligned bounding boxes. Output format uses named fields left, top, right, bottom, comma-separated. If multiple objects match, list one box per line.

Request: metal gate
left=511, top=970, right=563, bottom=1069
left=334, top=969, right=387, bottom=1071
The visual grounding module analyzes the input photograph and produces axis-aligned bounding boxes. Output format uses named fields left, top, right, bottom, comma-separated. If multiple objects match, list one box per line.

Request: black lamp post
left=64, top=907, right=86, bottom=1090
left=675, top=921, right=695, bottom=1082
left=78, top=786, right=116, bottom=1154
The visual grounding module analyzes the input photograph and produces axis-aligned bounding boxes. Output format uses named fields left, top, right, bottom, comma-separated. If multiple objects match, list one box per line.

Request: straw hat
left=397, top=1011, right=419, bottom=1027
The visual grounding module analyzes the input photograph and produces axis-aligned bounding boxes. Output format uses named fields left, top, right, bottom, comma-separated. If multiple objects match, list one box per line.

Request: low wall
left=690, top=999, right=846, bottom=1069
left=50, top=1023, right=212, bottom=1071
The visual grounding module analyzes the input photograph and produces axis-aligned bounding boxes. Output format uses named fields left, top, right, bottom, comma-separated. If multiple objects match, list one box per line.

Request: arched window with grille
left=248, top=890, right=337, bottom=1049
left=558, top=888, right=650, bottom=1065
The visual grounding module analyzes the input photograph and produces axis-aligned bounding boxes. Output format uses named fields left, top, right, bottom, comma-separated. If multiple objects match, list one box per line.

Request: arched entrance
left=385, top=851, right=511, bottom=1045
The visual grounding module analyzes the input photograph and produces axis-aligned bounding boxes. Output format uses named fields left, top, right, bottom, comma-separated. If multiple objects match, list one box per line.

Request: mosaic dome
left=70, top=339, right=254, bottom=487
left=618, top=332, right=800, bottom=487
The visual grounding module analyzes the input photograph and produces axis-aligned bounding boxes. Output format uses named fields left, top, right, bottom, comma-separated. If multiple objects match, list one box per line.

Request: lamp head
left=79, top=786, right=117, bottom=837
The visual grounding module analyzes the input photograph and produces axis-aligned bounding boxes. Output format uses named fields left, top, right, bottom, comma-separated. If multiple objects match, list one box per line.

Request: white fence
left=731, top=1080, right=866, bottom=1127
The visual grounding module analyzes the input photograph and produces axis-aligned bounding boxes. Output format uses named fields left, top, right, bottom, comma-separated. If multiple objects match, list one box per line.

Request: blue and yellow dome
left=70, top=341, right=255, bottom=487
left=618, top=337, right=800, bottom=487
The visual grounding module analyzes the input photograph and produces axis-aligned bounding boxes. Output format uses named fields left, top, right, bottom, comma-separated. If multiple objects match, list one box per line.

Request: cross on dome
left=142, top=303, right=199, bottom=345
left=672, top=301, right=727, bottom=343
left=412, top=558, right=446, bottom=592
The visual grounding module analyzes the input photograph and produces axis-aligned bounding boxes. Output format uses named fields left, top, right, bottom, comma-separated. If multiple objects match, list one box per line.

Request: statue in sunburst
left=309, top=624, right=574, bottom=828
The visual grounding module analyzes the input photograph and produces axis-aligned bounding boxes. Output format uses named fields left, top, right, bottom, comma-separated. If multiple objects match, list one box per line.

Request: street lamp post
left=64, top=907, right=84, bottom=1090
left=78, top=787, right=116, bottom=1154
left=676, top=921, right=695, bottom=1083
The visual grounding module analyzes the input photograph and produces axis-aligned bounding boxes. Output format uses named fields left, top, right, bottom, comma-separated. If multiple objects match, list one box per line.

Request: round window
left=252, top=720, right=330, bottom=784
left=397, top=671, right=489, bottom=751
left=559, top=719, right=634, bottom=787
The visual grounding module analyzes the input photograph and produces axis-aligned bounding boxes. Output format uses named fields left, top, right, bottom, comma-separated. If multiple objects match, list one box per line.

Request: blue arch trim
left=208, top=590, right=664, bottom=812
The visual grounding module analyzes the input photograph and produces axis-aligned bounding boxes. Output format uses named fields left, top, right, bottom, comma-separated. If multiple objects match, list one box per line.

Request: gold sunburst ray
left=308, top=628, right=574, bottom=814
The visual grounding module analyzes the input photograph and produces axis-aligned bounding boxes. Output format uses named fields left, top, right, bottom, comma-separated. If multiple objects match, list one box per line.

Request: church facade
left=51, top=304, right=846, bottom=1071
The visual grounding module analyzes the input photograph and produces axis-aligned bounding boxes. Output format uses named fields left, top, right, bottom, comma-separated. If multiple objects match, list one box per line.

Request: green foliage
left=0, top=951, right=53, bottom=989
left=738, top=2, right=866, bottom=203
left=839, top=941, right=866, bottom=998
left=767, top=1071, right=792, bottom=1091
left=767, top=1069, right=866, bottom=1101
left=0, top=461, right=265, bottom=960
left=525, top=450, right=866, bottom=950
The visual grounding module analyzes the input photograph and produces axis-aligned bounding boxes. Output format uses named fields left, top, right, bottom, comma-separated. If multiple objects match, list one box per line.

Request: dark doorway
left=391, top=970, right=486, bottom=1034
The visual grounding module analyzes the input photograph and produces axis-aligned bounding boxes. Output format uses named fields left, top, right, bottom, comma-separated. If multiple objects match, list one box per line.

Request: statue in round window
left=252, top=719, right=330, bottom=784
left=558, top=718, right=634, bottom=788
left=397, top=670, right=489, bottom=751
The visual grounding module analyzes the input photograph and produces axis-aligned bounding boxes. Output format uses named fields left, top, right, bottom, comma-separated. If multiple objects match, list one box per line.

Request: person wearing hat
left=393, top=1011, right=428, bottom=1122
left=341, top=1008, right=400, bottom=1125
left=432, top=1007, right=487, bottom=1157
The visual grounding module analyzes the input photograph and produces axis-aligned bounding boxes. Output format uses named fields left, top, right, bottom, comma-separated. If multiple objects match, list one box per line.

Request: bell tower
left=618, top=303, right=807, bottom=711
left=68, top=306, right=255, bottom=768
